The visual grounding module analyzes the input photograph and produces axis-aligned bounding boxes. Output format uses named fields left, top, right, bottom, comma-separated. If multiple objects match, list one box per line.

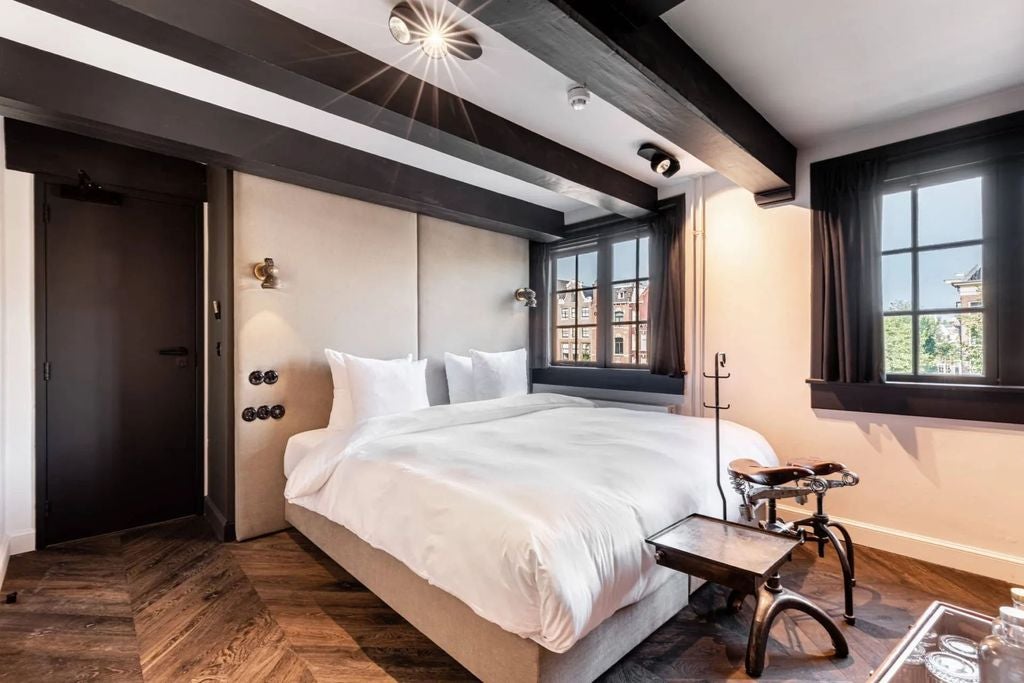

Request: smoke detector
left=567, top=84, right=591, bottom=111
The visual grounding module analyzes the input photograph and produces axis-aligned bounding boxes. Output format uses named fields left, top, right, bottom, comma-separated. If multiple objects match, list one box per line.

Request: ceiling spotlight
left=637, top=143, right=681, bottom=178
left=567, top=84, right=591, bottom=111
left=421, top=27, right=449, bottom=59
left=388, top=3, right=417, bottom=44
left=388, top=2, right=482, bottom=61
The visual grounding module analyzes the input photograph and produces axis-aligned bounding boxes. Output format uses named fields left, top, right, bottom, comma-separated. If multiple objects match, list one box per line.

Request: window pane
left=918, top=177, right=983, bottom=247
left=560, top=328, right=572, bottom=338
left=577, top=327, right=597, bottom=362
left=883, top=315, right=913, bottom=375
left=612, top=324, right=637, bottom=364
left=637, top=323, right=649, bottom=367
left=556, top=255, right=575, bottom=290
left=556, top=290, right=574, bottom=321
left=612, top=283, right=637, bottom=321
left=881, top=190, right=911, bottom=252
left=578, top=289, right=597, bottom=323
left=612, top=239, right=636, bottom=280
left=637, top=279, right=649, bottom=321
left=918, top=245, right=982, bottom=310
left=919, top=313, right=984, bottom=376
left=577, top=251, right=598, bottom=288
left=638, top=237, right=650, bottom=279
left=882, top=253, right=912, bottom=312
left=556, top=338, right=576, bottom=363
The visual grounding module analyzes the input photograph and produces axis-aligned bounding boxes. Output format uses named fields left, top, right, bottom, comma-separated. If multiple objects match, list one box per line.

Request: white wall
left=0, top=121, right=37, bottom=585
left=0, top=117, right=7, bottom=585
left=699, top=171, right=1024, bottom=583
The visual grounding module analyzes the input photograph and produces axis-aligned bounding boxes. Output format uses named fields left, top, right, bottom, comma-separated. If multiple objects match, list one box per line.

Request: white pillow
left=444, top=352, right=475, bottom=404
left=325, top=350, right=414, bottom=429
left=344, top=352, right=429, bottom=422
left=470, top=348, right=528, bottom=401
left=324, top=348, right=356, bottom=430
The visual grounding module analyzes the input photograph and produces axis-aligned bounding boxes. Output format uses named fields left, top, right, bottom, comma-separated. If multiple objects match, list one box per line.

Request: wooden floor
left=0, top=516, right=1010, bottom=682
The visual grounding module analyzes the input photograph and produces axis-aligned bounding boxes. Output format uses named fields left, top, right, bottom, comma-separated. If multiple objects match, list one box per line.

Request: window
left=881, top=174, right=989, bottom=381
left=610, top=236, right=650, bottom=366
left=553, top=250, right=598, bottom=364
left=551, top=234, right=650, bottom=368
left=809, top=113, right=1024, bottom=424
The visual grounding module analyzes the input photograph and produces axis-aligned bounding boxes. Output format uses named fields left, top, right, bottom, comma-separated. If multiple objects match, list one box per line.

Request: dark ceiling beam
left=457, top=0, right=797, bottom=203
left=0, top=39, right=566, bottom=241
left=623, top=0, right=689, bottom=25
left=16, top=0, right=657, bottom=218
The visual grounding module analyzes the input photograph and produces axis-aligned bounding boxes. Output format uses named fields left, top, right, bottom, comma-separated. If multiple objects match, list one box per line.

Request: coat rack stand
left=702, top=351, right=730, bottom=521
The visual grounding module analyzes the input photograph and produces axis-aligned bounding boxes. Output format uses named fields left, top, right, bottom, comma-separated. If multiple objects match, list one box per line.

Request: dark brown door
left=41, top=183, right=200, bottom=545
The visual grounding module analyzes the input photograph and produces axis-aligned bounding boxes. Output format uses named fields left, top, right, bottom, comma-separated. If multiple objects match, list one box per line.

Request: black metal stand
left=745, top=572, right=849, bottom=677
left=702, top=352, right=730, bottom=521
left=790, top=495, right=857, bottom=624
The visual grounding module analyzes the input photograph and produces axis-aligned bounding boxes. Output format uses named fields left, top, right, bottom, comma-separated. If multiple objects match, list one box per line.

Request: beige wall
left=700, top=172, right=1024, bottom=582
left=233, top=174, right=419, bottom=539
left=417, top=215, right=529, bottom=405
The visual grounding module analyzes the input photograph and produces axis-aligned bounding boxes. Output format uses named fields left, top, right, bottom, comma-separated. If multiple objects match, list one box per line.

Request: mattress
left=284, top=393, right=778, bottom=653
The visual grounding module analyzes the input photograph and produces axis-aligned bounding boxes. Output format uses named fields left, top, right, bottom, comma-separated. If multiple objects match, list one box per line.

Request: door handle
left=158, top=347, right=189, bottom=356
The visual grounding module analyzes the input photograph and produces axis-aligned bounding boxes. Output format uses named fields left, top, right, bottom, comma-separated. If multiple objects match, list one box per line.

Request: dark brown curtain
left=528, top=240, right=550, bottom=369
left=649, top=199, right=686, bottom=377
left=810, top=159, right=885, bottom=383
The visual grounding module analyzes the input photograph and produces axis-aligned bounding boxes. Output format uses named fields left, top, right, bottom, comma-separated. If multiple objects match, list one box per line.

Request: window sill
left=807, top=379, right=1024, bottom=425
left=533, top=366, right=685, bottom=395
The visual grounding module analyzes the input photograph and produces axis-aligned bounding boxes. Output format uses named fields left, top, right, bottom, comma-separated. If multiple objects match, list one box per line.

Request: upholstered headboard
left=417, top=215, right=529, bottom=405
left=231, top=176, right=529, bottom=540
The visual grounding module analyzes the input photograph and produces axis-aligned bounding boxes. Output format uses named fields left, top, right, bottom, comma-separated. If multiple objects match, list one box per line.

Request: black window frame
left=809, top=111, right=1024, bottom=425
left=881, top=164, right=995, bottom=384
left=549, top=227, right=651, bottom=369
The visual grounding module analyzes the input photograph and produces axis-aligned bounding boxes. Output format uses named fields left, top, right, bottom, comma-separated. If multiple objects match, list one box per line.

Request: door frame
left=33, top=175, right=205, bottom=548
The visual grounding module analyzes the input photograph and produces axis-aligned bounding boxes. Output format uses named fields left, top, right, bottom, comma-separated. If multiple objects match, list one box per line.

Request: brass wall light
left=254, top=258, right=280, bottom=289
left=514, top=288, right=537, bottom=308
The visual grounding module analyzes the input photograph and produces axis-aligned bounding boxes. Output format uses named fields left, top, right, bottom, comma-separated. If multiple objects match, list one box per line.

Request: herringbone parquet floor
left=0, top=516, right=1011, bottom=682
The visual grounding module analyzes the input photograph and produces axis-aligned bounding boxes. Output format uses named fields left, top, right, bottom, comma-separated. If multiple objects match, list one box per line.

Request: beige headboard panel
left=417, top=215, right=529, bottom=405
left=233, top=173, right=418, bottom=540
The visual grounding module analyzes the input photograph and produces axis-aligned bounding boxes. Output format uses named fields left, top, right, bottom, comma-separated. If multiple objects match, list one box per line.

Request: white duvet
left=285, top=393, right=777, bottom=653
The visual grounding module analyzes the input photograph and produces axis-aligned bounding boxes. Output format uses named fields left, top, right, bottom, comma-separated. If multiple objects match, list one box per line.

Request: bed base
left=286, top=503, right=690, bottom=683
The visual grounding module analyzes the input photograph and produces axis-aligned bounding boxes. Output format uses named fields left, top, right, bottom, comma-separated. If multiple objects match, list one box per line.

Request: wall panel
left=233, top=173, right=418, bottom=540
left=417, top=216, right=529, bottom=405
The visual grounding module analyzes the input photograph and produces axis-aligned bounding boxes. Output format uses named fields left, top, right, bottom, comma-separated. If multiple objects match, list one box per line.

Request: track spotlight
left=637, top=143, right=681, bottom=178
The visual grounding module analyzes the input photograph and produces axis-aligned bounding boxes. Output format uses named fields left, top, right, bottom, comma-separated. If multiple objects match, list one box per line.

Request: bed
left=283, top=393, right=778, bottom=682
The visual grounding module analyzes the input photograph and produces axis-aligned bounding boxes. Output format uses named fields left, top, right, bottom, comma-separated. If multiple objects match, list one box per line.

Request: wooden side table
left=646, top=513, right=849, bottom=677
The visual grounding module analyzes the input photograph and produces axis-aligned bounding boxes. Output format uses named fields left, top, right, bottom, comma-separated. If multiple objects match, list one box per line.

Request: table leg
left=746, top=576, right=849, bottom=678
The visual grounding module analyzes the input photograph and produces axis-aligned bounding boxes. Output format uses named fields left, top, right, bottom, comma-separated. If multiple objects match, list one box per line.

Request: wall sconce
left=253, top=258, right=280, bottom=289
left=514, top=288, right=537, bottom=308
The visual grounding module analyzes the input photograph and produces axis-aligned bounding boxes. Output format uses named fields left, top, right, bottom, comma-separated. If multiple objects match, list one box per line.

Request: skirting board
left=7, top=530, right=34, bottom=556
left=0, top=536, right=9, bottom=590
left=777, top=504, right=1024, bottom=584
left=0, top=530, right=33, bottom=589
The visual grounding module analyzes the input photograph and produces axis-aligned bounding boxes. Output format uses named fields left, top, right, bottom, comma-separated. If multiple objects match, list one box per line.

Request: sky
left=881, top=176, right=983, bottom=311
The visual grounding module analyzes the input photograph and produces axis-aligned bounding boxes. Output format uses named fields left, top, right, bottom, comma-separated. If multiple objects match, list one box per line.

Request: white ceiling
left=665, top=0, right=1024, bottom=147
left=251, top=0, right=713, bottom=189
